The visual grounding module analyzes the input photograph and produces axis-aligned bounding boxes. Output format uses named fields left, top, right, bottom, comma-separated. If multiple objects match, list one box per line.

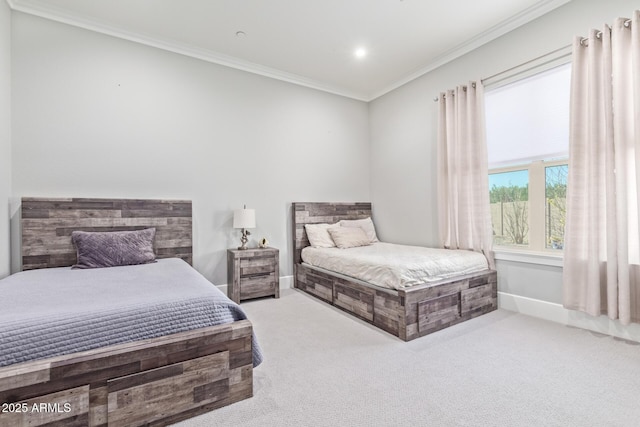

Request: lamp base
left=238, top=228, right=250, bottom=250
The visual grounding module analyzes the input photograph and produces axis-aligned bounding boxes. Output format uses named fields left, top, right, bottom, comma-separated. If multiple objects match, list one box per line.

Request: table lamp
left=233, top=205, right=255, bottom=250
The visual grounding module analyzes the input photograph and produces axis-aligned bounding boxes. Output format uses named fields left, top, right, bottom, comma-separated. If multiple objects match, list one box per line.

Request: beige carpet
left=176, top=289, right=640, bottom=427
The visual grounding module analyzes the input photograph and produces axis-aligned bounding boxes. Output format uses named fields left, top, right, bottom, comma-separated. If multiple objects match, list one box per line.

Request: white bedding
left=301, top=242, right=489, bottom=290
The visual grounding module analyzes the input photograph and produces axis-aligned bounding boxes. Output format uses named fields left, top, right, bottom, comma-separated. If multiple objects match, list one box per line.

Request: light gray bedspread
left=0, top=258, right=263, bottom=368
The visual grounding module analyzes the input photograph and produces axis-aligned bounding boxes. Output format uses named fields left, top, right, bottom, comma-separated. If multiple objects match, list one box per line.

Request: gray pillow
left=71, top=228, right=157, bottom=269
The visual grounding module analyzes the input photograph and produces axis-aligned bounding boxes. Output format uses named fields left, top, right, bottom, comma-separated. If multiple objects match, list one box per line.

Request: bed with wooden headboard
left=292, top=202, right=497, bottom=341
left=0, top=197, right=255, bottom=427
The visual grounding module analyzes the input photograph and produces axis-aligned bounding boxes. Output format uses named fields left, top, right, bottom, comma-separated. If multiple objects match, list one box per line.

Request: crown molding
left=9, top=0, right=571, bottom=103
left=8, top=0, right=369, bottom=101
left=368, top=0, right=572, bottom=101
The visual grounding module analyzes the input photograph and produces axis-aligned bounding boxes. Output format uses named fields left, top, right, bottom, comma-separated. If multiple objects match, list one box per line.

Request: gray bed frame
left=0, top=197, right=254, bottom=427
left=292, top=202, right=497, bottom=341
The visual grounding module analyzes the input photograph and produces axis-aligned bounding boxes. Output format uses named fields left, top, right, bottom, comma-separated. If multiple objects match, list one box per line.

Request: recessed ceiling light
left=235, top=31, right=246, bottom=38
left=354, top=48, right=367, bottom=59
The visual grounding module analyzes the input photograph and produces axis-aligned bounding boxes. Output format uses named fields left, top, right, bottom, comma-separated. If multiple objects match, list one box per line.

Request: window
left=485, top=63, right=570, bottom=252
left=489, top=169, right=529, bottom=247
left=488, top=160, right=568, bottom=251
left=545, top=164, right=567, bottom=249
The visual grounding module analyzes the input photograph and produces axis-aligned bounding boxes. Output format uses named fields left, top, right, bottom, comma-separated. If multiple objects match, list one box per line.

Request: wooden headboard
left=21, top=197, right=193, bottom=270
left=291, top=202, right=373, bottom=265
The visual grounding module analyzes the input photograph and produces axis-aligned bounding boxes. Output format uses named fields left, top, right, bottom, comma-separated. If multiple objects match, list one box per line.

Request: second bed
left=293, top=202, right=497, bottom=341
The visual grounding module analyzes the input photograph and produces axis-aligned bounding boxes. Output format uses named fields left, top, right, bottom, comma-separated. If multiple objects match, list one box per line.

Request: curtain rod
left=580, top=18, right=632, bottom=46
left=432, top=44, right=571, bottom=102
left=434, top=17, right=633, bottom=101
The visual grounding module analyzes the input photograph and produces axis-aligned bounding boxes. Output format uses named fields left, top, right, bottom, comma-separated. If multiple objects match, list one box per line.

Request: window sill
left=493, top=248, right=563, bottom=267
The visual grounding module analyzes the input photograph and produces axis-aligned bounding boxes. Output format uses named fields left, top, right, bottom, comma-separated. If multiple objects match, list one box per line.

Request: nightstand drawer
left=240, top=257, right=276, bottom=276
left=241, top=264, right=274, bottom=276
left=240, top=256, right=274, bottom=266
left=240, top=273, right=277, bottom=300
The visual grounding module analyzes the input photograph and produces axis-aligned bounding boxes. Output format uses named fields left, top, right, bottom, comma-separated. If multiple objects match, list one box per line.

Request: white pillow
left=305, top=223, right=340, bottom=248
left=328, top=227, right=371, bottom=249
left=340, top=217, right=379, bottom=243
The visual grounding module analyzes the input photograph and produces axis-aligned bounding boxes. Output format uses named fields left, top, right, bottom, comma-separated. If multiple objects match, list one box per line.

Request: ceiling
left=7, top=0, right=571, bottom=101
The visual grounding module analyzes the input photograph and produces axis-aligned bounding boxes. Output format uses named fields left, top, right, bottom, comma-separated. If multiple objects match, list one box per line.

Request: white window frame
left=490, top=159, right=567, bottom=266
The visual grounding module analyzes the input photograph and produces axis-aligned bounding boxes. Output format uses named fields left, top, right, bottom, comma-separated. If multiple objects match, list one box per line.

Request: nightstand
left=227, top=247, right=279, bottom=304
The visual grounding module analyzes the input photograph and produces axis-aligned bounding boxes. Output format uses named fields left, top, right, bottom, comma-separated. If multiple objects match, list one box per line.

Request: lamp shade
left=233, top=208, right=256, bottom=229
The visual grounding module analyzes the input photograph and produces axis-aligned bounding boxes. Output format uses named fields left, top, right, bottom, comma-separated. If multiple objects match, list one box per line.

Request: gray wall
left=10, top=12, right=370, bottom=284
left=6, top=0, right=638, bottom=301
left=0, top=1, right=11, bottom=279
left=369, top=0, right=639, bottom=304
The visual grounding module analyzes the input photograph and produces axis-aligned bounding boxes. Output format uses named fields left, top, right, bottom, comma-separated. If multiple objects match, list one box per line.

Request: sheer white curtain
left=437, top=81, right=494, bottom=268
left=563, top=11, right=640, bottom=325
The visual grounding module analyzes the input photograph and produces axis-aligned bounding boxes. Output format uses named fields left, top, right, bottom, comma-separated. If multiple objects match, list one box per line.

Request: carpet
left=176, top=289, right=640, bottom=427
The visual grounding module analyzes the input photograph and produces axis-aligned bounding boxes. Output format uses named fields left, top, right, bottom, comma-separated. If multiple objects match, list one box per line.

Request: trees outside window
left=489, top=161, right=567, bottom=251
left=489, top=171, right=529, bottom=246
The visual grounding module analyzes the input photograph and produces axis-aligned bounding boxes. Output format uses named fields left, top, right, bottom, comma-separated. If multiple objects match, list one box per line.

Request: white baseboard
left=498, top=292, right=640, bottom=343
left=280, top=275, right=294, bottom=290
left=216, top=283, right=639, bottom=341
left=217, top=275, right=294, bottom=297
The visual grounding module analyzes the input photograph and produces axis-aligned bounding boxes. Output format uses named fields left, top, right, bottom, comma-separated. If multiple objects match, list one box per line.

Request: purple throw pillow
left=71, top=228, right=157, bottom=269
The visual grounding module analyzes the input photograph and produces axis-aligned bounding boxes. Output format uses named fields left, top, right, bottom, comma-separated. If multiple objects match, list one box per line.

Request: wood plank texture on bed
left=297, top=263, right=497, bottom=341
left=291, top=202, right=498, bottom=342
left=0, top=321, right=254, bottom=427
left=21, top=197, right=193, bottom=270
left=292, top=202, right=372, bottom=265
